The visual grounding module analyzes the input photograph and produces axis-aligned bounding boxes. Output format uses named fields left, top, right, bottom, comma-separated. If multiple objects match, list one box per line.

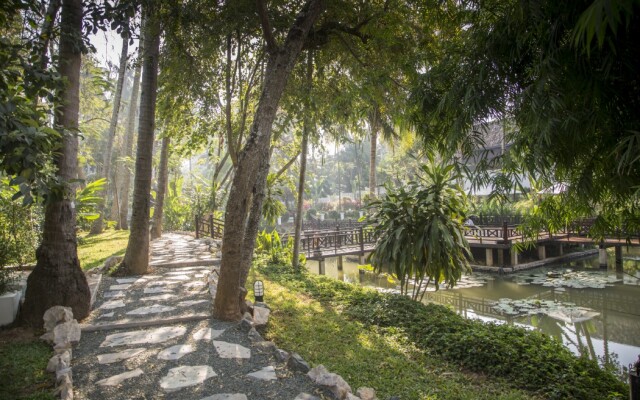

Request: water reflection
left=306, top=248, right=640, bottom=375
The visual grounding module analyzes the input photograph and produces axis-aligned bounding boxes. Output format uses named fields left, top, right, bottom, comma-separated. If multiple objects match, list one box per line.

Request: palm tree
left=118, top=3, right=160, bottom=275
left=21, top=0, right=91, bottom=327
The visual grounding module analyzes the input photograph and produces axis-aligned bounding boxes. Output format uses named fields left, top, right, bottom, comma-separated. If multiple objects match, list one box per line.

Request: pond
left=306, top=248, right=640, bottom=374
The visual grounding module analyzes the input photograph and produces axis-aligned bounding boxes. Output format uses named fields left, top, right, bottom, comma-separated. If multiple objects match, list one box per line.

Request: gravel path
left=73, top=234, right=324, bottom=400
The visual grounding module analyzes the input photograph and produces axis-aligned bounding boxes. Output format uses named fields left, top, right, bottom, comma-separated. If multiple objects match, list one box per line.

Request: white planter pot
left=0, top=290, right=22, bottom=327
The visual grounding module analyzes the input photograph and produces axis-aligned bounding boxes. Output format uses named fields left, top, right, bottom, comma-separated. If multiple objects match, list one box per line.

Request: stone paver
left=247, top=365, right=277, bottom=381
left=74, top=233, right=323, bottom=400
left=97, top=348, right=146, bottom=364
left=100, top=326, right=187, bottom=347
left=126, top=304, right=177, bottom=315
left=157, top=344, right=194, bottom=360
left=201, top=395, right=248, bottom=400
left=213, top=341, right=251, bottom=359
left=96, top=369, right=144, bottom=386
left=159, top=365, right=217, bottom=392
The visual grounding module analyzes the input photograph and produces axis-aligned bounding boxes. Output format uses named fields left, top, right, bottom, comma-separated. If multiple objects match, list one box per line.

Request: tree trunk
left=369, top=108, right=379, bottom=199
left=150, top=135, right=170, bottom=240
left=38, top=0, right=61, bottom=71
left=119, top=4, right=160, bottom=275
left=21, top=0, right=90, bottom=328
left=292, top=50, right=313, bottom=270
left=117, top=45, right=143, bottom=230
left=214, top=0, right=324, bottom=321
left=91, top=36, right=128, bottom=234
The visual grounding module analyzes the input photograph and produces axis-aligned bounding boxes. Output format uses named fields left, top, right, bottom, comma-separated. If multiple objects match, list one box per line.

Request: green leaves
left=261, top=173, right=287, bottom=226
left=367, top=155, right=471, bottom=300
left=75, top=178, right=106, bottom=227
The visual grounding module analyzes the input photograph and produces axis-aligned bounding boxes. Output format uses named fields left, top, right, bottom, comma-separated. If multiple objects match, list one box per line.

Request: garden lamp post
left=254, top=280, right=264, bottom=303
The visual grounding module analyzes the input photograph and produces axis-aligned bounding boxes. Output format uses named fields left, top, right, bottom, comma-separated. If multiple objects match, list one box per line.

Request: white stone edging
left=41, top=306, right=81, bottom=400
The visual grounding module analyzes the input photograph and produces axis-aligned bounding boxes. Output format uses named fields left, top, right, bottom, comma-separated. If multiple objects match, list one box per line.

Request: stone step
left=81, top=313, right=211, bottom=332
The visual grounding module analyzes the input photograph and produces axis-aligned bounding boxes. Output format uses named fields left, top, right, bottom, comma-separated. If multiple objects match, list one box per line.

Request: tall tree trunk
left=214, top=0, right=324, bottom=321
left=369, top=108, right=379, bottom=199
left=150, top=135, right=170, bottom=240
left=118, top=47, right=143, bottom=230
left=292, top=50, right=313, bottom=270
left=38, top=0, right=61, bottom=71
left=21, top=0, right=90, bottom=327
left=91, top=36, right=128, bottom=234
left=119, top=4, right=160, bottom=275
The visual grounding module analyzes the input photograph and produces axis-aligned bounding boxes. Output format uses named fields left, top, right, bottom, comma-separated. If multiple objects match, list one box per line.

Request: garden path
left=72, top=233, right=322, bottom=400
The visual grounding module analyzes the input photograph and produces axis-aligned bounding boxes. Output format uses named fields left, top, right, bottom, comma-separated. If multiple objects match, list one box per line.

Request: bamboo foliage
left=368, top=155, right=471, bottom=301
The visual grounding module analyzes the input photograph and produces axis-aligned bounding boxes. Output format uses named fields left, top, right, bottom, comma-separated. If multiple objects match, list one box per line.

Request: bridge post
left=510, top=247, right=519, bottom=266
left=502, top=221, right=509, bottom=242
left=599, top=244, right=608, bottom=269
left=486, top=248, right=494, bottom=266
left=337, top=256, right=343, bottom=271
left=318, top=258, right=326, bottom=275
left=537, top=245, right=546, bottom=260
left=558, top=244, right=564, bottom=256
left=497, top=249, right=505, bottom=267
left=195, top=216, right=200, bottom=239
left=615, top=245, right=623, bottom=272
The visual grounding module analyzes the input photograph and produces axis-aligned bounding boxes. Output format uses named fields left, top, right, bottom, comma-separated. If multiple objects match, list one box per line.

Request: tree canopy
left=413, top=0, right=640, bottom=238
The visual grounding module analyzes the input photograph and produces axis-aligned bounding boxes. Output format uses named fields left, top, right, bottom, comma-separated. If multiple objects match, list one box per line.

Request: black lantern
left=254, top=280, right=264, bottom=302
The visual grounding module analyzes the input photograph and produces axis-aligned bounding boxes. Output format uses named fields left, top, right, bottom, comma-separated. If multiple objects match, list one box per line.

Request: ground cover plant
left=0, top=329, right=55, bottom=400
left=254, top=260, right=628, bottom=400
left=77, top=230, right=129, bottom=270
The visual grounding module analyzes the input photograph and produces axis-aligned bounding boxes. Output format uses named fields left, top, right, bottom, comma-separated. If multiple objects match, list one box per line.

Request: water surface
left=306, top=249, right=640, bottom=373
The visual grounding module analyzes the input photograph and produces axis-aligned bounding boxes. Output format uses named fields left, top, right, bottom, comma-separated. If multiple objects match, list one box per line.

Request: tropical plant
left=262, top=173, right=286, bottom=226
left=0, top=178, right=41, bottom=294
left=367, top=156, right=472, bottom=301
left=75, top=178, right=105, bottom=230
left=255, top=230, right=302, bottom=265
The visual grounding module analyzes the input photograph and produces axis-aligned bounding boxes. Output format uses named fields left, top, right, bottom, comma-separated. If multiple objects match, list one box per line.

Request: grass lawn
left=250, top=269, right=539, bottom=400
left=0, top=328, right=55, bottom=400
left=77, top=229, right=129, bottom=270
left=0, top=230, right=129, bottom=399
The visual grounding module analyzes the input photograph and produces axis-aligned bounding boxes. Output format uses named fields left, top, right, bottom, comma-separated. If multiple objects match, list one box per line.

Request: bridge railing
left=284, top=226, right=377, bottom=257
left=195, top=214, right=224, bottom=239
left=301, top=219, right=367, bottom=231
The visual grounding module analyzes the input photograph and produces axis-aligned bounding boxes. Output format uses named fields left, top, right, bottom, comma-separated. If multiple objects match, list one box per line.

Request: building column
left=537, top=245, right=546, bottom=260
left=486, top=248, right=494, bottom=266
left=599, top=245, right=608, bottom=269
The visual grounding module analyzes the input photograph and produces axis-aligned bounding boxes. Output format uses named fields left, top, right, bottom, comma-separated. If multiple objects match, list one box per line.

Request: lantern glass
left=254, top=280, right=264, bottom=302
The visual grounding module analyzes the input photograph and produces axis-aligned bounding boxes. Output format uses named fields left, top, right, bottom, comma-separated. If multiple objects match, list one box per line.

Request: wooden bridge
left=195, top=214, right=640, bottom=269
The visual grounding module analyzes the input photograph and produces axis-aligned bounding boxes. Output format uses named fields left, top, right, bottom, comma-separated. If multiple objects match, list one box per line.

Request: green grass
left=0, top=332, right=55, bottom=400
left=252, top=260, right=627, bottom=400
left=250, top=266, right=539, bottom=400
left=77, top=229, right=129, bottom=270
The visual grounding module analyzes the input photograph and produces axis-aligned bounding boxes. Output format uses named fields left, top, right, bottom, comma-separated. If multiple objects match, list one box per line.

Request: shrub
left=260, top=265, right=628, bottom=400
left=0, top=178, right=40, bottom=294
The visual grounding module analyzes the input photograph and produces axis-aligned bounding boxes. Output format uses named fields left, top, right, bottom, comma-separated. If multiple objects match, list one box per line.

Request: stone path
left=150, top=233, right=220, bottom=267
left=73, top=234, right=324, bottom=400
